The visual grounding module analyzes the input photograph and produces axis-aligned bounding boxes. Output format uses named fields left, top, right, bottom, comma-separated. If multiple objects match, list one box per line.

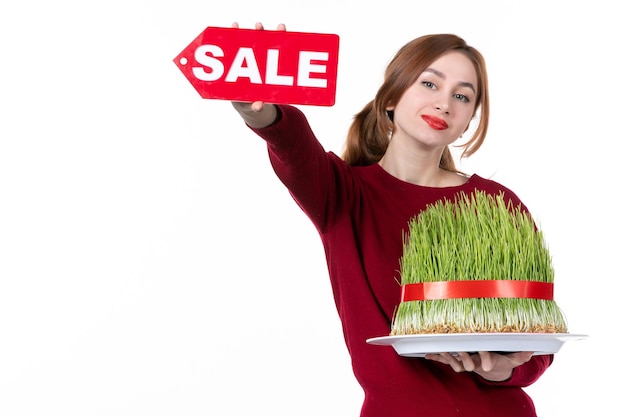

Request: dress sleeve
left=250, top=104, right=348, bottom=232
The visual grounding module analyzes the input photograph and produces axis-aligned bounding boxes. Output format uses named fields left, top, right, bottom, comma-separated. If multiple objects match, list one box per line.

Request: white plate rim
left=366, top=333, right=588, bottom=357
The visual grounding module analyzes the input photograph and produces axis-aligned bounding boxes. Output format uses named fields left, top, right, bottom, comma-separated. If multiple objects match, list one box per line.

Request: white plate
left=366, top=333, right=588, bottom=357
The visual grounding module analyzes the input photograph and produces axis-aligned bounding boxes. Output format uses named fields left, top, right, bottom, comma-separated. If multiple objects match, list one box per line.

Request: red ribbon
left=400, top=280, right=554, bottom=301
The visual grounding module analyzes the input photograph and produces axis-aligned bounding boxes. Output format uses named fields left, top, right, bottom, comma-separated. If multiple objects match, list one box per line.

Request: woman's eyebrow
left=423, top=67, right=476, bottom=93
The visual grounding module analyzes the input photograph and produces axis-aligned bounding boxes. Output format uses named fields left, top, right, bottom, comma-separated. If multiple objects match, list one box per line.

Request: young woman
left=231, top=22, right=551, bottom=417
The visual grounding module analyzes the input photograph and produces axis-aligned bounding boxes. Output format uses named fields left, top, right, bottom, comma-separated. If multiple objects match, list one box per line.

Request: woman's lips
left=421, top=115, right=448, bottom=130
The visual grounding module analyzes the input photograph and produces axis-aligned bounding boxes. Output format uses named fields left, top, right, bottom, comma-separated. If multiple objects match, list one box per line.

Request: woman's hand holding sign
left=230, top=22, right=284, bottom=128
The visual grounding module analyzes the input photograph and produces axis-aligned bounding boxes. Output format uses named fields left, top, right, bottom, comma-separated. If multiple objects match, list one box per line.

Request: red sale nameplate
left=173, top=27, right=340, bottom=106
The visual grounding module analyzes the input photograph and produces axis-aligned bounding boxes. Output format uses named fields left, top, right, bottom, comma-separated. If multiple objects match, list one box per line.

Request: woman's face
left=388, top=51, right=478, bottom=150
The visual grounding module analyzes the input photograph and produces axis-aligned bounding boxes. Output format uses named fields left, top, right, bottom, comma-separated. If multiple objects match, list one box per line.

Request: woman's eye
left=422, top=81, right=436, bottom=89
left=454, top=93, right=470, bottom=103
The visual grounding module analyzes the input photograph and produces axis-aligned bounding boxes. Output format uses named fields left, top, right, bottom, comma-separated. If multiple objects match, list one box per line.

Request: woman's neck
left=378, top=143, right=466, bottom=187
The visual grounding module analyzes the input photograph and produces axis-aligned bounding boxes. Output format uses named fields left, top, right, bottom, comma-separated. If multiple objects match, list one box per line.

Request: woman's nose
left=435, top=101, right=450, bottom=114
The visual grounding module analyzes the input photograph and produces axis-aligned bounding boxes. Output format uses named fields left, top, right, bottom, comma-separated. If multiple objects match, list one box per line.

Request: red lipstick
left=421, top=115, right=448, bottom=130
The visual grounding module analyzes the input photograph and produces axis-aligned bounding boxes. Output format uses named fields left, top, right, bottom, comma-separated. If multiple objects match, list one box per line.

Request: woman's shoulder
left=465, top=174, right=524, bottom=203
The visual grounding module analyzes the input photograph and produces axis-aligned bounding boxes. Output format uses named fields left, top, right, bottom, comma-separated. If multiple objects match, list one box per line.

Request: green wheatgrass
left=390, top=191, right=568, bottom=335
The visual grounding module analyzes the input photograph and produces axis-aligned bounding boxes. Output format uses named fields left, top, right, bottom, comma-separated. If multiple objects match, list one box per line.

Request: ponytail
left=341, top=100, right=391, bottom=166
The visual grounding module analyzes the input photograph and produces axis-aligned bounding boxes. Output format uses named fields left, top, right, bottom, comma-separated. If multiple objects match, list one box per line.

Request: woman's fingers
left=229, top=21, right=286, bottom=111
left=231, top=21, right=285, bottom=31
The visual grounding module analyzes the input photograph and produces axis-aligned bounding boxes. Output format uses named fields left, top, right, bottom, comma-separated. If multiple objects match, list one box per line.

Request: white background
left=0, top=1, right=622, bottom=416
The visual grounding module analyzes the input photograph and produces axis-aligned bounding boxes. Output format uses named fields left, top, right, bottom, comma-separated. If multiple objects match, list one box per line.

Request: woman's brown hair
left=341, top=34, right=490, bottom=171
